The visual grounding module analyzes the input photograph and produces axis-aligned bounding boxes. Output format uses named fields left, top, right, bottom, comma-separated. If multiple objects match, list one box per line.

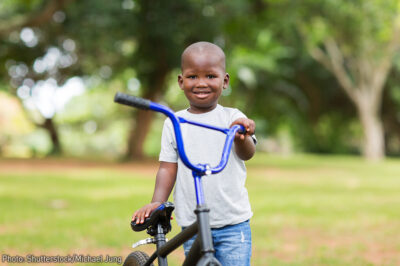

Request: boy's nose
left=196, top=78, right=208, bottom=87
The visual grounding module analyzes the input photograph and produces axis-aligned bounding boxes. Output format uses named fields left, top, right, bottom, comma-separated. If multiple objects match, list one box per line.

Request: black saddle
left=131, top=202, right=175, bottom=236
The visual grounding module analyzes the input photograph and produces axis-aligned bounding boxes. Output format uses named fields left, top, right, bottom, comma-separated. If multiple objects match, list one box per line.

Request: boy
left=132, top=41, right=256, bottom=265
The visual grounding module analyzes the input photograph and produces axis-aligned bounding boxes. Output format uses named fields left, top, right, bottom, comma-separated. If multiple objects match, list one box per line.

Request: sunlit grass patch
left=1, top=154, right=399, bottom=265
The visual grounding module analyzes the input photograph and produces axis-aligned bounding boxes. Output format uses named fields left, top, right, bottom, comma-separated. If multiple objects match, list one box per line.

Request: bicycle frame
left=114, top=92, right=244, bottom=266
left=144, top=222, right=199, bottom=266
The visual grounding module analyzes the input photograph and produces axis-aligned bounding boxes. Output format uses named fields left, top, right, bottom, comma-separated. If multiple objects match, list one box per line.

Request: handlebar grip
left=114, top=92, right=151, bottom=110
left=237, top=125, right=246, bottom=134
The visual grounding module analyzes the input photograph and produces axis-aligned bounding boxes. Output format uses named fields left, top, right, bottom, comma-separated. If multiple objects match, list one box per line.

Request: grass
left=0, top=153, right=399, bottom=265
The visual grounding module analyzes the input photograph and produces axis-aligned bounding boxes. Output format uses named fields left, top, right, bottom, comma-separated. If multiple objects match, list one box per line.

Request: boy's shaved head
left=178, top=41, right=230, bottom=113
left=181, top=42, right=226, bottom=72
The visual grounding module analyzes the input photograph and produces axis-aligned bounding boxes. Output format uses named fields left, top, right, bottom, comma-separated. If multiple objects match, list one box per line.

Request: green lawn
left=1, top=154, right=399, bottom=265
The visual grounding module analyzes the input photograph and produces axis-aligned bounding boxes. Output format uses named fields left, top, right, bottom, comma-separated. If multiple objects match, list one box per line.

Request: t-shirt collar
left=185, top=104, right=222, bottom=116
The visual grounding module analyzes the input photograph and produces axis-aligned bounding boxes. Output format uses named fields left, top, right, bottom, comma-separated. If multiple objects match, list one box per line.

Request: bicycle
left=114, top=92, right=245, bottom=266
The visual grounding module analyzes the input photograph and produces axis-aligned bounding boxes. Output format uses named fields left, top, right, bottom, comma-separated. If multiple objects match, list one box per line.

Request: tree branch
left=0, top=0, right=74, bottom=37
left=322, top=38, right=357, bottom=102
left=308, top=46, right=332, bottom=71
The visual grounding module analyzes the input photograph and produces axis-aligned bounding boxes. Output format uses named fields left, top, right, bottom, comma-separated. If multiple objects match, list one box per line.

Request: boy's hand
left=230, top=118, right=255, bottom=141
left=131, top=202, right=162, bottom=224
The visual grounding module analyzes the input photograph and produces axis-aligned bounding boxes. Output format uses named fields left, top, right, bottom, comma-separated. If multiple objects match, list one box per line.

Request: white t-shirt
left=159, top=104, right=253, bottom=228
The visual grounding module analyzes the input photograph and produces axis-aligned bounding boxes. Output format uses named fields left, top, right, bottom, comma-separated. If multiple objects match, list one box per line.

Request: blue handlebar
left=115, top=92, right=244, bottom=176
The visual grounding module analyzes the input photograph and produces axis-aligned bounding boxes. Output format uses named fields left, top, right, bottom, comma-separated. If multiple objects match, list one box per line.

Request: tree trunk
left=354, top=92, right=385, bottom=160
left=127, top=105, right=155, bottom=160
left=126, top=71, right=168, bottom=160
left=42, top=118, right=62, bottom=155
left=308, top=38, right=393, bottom=160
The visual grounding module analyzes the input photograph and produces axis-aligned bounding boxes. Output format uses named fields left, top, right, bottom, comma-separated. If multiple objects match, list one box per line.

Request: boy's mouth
left=193, top=90, right=211, bottom=99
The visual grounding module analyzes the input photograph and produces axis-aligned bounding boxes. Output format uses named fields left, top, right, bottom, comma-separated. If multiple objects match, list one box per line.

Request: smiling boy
left=132, top=42, right=256, bottom=265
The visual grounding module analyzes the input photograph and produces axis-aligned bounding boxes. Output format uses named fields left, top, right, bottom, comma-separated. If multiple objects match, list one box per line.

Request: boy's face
left=178, top=52, right=229, bottom=114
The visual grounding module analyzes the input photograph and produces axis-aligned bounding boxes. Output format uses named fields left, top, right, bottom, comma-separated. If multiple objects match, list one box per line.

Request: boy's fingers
left=132, top=211, right=138, bottom=221
left=247, top=120, right=255, bottom=135
left=248, top=126, right=253, bottom=135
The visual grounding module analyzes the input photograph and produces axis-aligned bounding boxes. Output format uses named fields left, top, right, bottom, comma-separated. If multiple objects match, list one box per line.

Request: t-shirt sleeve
left=159, top=119, right=178, bottom=162
left=230, top=108, right=247, bottom=122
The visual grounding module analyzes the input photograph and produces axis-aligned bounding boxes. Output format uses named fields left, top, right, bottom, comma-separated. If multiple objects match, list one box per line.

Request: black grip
left=114, top=92, right=151, bottom=110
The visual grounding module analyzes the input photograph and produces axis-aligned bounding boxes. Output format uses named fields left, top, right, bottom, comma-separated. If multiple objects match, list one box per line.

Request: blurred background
left=1, top=1, right=400, bottom=265
left=1, top=0, right=400, bottom=160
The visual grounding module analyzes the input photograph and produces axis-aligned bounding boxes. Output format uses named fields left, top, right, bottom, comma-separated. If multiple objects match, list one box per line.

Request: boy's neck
left=187, top=104, right=218, bottom=114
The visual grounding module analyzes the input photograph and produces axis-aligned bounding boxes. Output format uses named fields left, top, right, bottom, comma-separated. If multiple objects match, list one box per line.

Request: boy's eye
left=188, top=75, right=196, bottom=79
left=207, top=75, right=216, bottom=79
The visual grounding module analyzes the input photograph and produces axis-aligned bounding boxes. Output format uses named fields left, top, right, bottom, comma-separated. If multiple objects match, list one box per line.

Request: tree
left=0, top=0, right=75, bottom=155
left=0, top=0, right=243, bottom=159
left=219, top=2, right=358, bottom=154
left=290, top=0, right=400, bottom=160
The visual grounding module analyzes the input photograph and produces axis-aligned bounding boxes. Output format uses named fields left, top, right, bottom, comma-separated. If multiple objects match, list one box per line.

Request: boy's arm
left=132, top=161, right=177, bottom=224
left=230, top=118, right=256, bottom=161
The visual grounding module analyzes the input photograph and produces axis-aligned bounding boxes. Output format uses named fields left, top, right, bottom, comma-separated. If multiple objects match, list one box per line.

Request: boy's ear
left=178, top=74, right=184, bottom=90
left=223, top=73, right=230, bottom=89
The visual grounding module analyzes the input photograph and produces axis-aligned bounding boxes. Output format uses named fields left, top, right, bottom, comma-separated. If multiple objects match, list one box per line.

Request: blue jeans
left=183, top=220, right=252, bottom=266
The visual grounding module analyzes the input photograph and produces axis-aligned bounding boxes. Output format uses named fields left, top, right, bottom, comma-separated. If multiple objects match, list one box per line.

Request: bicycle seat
left=131, top=202, right=175, bottom=236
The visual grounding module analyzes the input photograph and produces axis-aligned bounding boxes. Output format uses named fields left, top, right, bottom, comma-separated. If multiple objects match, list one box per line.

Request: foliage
left=285, top=0, right=400, bottom=159
left=0, top=0, right=400, bottom=158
